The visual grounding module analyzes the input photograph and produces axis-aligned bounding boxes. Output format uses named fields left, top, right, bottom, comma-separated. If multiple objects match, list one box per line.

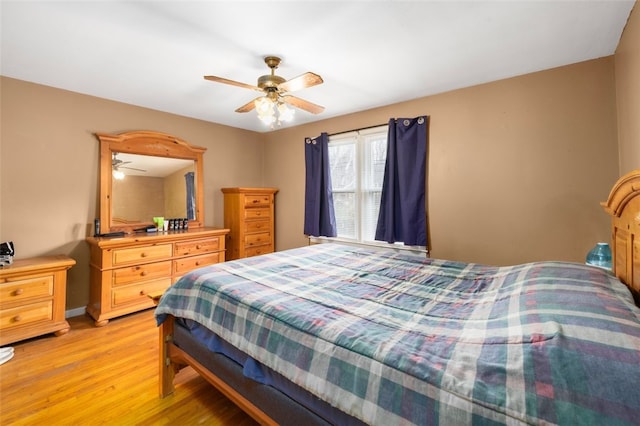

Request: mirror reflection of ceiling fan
left=204, top=56, right=324, bottom=125
left=112, top=152, right=146, bottom=179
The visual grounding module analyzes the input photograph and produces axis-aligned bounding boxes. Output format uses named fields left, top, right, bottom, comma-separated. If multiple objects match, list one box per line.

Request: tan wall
left=0, top=77, right=265, bottom=310
left=0, top=48, right=632, bottom=311
left=264, top=57, right=619, bottom=265
left=615, top=1, right=640, bottom=174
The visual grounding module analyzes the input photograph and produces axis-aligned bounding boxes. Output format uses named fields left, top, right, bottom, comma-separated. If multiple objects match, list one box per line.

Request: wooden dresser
left=222, top=187, right=278, bottom=260
left=0, top=255, right=76, bottom=346
left=86, top=228, right=228, bottom=326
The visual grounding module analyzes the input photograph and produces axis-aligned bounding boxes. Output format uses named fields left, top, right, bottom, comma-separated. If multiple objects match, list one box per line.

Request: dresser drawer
left=0, top=275, right=53, bottom=307
left=112, top=278, right=171, bottom=308
left=111, top=244, right=172, bottom=266
left=112, top=261, right=172, bottom=286
left=174, top=237, right=220, bottom=256
left=244, top=194, right=272, bottom=207
left=244, top=219, right=270, bottom=234
left=244, top=208, right=270, bottom=220
left=245, top=232, right=271, bottom=248
left=0, top=300, right=53, bottom=330
left=174, top=253, right=221, bottom=275
left=244, top=246, right=273, bottom=258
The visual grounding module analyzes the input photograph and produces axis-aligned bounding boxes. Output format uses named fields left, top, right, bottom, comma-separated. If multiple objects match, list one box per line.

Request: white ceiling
left=1, top=1, right=635, bottom=133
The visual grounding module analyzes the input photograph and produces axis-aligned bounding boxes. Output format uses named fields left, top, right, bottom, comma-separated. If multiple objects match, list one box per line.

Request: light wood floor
left=0, top=309, right=258, bottom=425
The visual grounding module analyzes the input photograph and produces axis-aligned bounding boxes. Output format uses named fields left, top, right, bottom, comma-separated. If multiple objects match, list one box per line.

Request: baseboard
left=65, top=307, right=86, bottom=319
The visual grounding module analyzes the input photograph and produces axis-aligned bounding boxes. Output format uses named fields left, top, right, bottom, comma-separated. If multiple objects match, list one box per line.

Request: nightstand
left=0, top=255, right=76, bottom=346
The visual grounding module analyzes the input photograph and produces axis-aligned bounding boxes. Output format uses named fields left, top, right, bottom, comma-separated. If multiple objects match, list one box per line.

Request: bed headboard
left=602, top=169, right=640, bottom=306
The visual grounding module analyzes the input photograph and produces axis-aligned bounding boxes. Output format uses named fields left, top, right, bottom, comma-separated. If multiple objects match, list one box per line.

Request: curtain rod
left=328, top=122, right=388, bottom=137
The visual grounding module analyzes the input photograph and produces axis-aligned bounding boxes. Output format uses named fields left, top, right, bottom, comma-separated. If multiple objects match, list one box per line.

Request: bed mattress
left=156, top=243, right=640, bottom=425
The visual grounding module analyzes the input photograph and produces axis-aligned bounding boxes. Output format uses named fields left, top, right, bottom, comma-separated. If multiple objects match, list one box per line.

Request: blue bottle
left=586, top=242, right=612, bottom=270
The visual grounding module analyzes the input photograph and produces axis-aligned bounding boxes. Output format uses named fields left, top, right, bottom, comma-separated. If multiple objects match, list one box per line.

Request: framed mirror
left=96, top=130, right=206, bottom=234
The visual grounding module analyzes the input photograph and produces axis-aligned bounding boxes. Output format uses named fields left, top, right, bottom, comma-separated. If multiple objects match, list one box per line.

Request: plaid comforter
left=156, top=243, right=640, bottom=425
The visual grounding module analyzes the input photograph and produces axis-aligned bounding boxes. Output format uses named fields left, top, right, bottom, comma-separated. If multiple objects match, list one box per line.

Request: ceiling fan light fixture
left=113, top=169, right=125, bottom=180
left=278, top=102, right=295, bottom=122
left=254, top=96, right=294, bottom=126
left=255, top=96, right=273, bottom=114
left=255, top=96, right=275, bottom=125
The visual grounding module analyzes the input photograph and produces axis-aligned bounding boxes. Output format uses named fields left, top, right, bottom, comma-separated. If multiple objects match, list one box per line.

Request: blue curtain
left=375, top=116, right=428, bottom=246
left=304, top=133, right=337, bottom=237
left=185, top=172, right=195, bottom=220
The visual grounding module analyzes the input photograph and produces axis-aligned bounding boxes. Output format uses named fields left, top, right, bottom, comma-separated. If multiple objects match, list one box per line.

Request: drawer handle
left=13, top=288, right=24, bottom=296
left=252, top=199, right=259, bottom=204
left=196, top=245, right=202, bottom=249
left=140, top=252, right=148, bottom=258
left=195, top=261, right=201, bottom=266
left=139, top=290, right=146, bottom=296
left=255, top=212, right=262, bottom=216
left=140, top=271, right=148, bottom=277
left=12, top=315, right=22, bottom=323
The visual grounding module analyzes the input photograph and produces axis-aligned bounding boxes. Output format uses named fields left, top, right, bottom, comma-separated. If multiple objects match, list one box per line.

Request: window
left=328, top=126, right=388, bottom=243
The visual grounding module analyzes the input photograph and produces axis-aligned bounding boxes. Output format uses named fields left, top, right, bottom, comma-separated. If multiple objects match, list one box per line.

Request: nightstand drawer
left=0, top=276, right=53, bottom=307
left=244, top=208, right=270, bottom=220
left=112, top=244, right=172, bottom=266
left=174, top=238, right=220, bottom=256
left=0, top=301, right=53, bottom=329
left=244, top=219, right=270, bottom=233
left=112, top=261, right=172, bottom=286
left=112, top=278, right=171, bottom=308
left=245, top=232, right=271, bottom=248
left=174, top=253, right=221, bottom=275
left=244, top=194, right=271, bottom=207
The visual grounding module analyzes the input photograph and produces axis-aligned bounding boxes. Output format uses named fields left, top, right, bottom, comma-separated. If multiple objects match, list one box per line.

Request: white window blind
left=328, top=126, right=388, bottom=243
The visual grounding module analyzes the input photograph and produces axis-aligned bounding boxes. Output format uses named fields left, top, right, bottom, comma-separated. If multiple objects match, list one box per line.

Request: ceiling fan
left=112, top=153, right=146, bottom=173
left=204, top=56, right=324, bottom=123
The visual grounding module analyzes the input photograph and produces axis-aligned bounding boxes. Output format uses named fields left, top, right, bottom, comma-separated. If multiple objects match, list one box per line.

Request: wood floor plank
left=0, top=309, right=257, bottom=425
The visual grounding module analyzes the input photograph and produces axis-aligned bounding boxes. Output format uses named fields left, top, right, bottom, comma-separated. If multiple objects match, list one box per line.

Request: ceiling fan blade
left=281, top=95, right=325, bottom=114
left=121, top=166, right=147, bottom=172
left=204, top=75, right=262, bottom=92
left=278, top=72, right=323, bottom=93
left=235, top=97, right=260, bottom=113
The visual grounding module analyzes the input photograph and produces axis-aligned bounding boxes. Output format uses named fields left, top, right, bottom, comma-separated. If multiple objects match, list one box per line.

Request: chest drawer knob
left=12, top=315, right=22, bottom=323
left=140, top=252, right=148, bottom=258
left=140, top=271, right=148, bottom=277
left=196, top=245, right=202, bottom=249
left=13, top=288, right=24, bottom=296
left=139, top=290, right=146, bottom=296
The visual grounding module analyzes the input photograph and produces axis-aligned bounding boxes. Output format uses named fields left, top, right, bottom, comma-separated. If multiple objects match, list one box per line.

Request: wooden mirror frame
left=96, top=130, right=206, bottom=234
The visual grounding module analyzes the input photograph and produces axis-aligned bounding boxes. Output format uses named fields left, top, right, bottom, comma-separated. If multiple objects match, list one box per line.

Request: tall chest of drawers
left=86, top=227, right=228, bottom=326
left=0, top=255, right=76, bottom=346
left=222, top=187, right=278, bottom=260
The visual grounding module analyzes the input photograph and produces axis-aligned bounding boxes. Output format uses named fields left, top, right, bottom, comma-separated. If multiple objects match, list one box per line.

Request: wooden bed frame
left=158, top=168, right=640, bottom=424
left=601, top=168, right=640, bottom=305
left=159, top=317, right=280, bottom=425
